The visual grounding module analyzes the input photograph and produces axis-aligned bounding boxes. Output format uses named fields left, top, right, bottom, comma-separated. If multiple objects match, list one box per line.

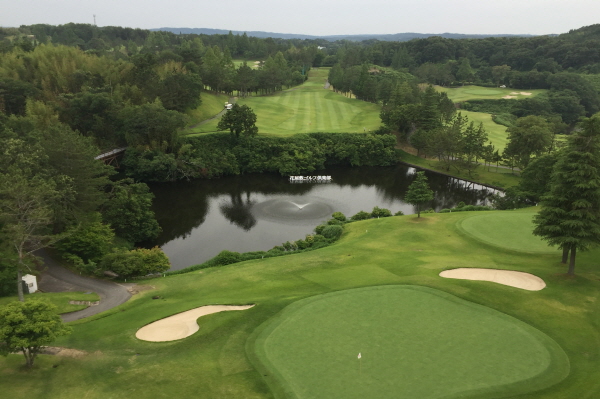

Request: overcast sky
left=1, top=0, right=598, bottom=36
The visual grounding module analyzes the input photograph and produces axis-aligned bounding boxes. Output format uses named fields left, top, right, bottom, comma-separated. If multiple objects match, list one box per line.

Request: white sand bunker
left=520, top=92, right=532, bottom=95
left=440, top=268, right=545, bottom=291
left=136, top=305, right=254, bottom=342
left=502, top=95, right=517, bottom=99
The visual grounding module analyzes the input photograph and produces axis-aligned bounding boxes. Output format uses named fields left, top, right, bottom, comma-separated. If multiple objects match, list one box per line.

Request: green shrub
left=321, top=225, right=343, bottom=240
left=351, top=210, right=371, bottom=221
left=492, top=113, right=518, bottom=127
left=327, top=218, right=343, bottom=225
left=295, top=239, right=309, bottom=250
left=394, top=210, right=405, bottom=216
left=212, top=250, right=242, bottom=266
left=439, top=208, right=451, bottom=213
left=371, top=206, right=392, bottom=218
left=314, top=225, right=327, bottom=234
left=331, top=212, right=347, bottom=222
left=100, top=247, right=170, bottom=278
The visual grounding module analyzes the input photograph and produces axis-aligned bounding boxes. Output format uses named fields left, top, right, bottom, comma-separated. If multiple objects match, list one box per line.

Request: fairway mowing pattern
left=184, top=68, right=381, bottom=136
left=457, top=211, right=560, bottom=254
left=252, top=286, right=568, bottom=399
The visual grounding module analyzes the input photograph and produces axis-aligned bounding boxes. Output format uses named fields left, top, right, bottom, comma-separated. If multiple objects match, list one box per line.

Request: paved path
left=36, top=250, right=131, bottom=322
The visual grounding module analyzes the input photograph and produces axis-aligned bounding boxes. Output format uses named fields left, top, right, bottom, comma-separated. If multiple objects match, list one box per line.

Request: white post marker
left=358, top=352, right=362, bottom=375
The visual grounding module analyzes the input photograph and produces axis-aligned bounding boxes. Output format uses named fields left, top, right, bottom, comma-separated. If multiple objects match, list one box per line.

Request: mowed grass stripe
left=313, top=91, right=324, bottom=131
left=280, top=92, right=302, bottom=133
left=331, top=96, right=344, bottom=132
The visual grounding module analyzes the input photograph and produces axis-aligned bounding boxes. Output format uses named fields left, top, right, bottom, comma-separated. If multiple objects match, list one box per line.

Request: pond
left=148, top=165, right=499, bottom=270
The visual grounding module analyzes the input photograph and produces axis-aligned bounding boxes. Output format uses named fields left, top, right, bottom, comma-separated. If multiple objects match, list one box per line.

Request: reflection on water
left=147, top=165, right=498, bottom=270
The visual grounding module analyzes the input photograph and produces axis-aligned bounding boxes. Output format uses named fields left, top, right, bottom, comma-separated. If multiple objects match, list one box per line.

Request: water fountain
left=252, top=196, right=338, bottom=224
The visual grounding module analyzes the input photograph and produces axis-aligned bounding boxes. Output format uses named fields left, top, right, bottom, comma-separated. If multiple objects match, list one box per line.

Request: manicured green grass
left=185, top=68, right=382, bottom=136
left=457, top=211, right=560, bottom=254
left=185, top=92, right=230, bottom=128
left=398, top=149, right=520, bottom=189
left=460, top=110, right=509, bottom=150
left=3, top=209, right=600, bottom=398
left=253, top=286, right=568, bottom=399
left=0, top=291, right=100, bottom=314
left=436, top=85, right=546, bottom=102
left=233, top=59, right=262, bottom=68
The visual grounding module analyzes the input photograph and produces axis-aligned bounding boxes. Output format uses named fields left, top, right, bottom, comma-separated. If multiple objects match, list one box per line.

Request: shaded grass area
left=397, top=149, right=520, bottom=189
left=185, top=68, right=381, bottom=136
left=185, top=92, right=230, bottom=128
left=436, top=85, right=546, bottom=102
left=2, top=209, right=600, bottom=398
left=459, top=110, right=509, bottom=150
left=0, top=291, right=100, bottom=314
left=457, top=211, right=560, bottom=254
left=253, top=285, right=568, bottom=399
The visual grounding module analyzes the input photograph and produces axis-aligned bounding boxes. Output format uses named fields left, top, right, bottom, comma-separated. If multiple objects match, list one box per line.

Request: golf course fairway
left=457, top=212, right=561, bottom=254
left=251, top=286, right=569, bottom=399
left=5, top=208, right=600, bottom=399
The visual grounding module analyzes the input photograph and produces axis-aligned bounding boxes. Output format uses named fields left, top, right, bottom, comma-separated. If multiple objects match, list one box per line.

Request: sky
left=1, top=0, right=599, bottom=36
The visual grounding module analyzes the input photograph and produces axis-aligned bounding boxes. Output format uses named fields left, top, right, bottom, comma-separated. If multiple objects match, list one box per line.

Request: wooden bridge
left=95, top=147, right=127, bottom=167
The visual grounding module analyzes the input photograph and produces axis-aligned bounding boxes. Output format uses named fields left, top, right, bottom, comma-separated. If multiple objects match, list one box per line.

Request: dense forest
left=1, top=22, right=600, bottom=293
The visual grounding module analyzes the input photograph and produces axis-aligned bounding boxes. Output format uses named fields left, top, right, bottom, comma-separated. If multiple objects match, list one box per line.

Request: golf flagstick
left=358, top=352, right=362, bottom=376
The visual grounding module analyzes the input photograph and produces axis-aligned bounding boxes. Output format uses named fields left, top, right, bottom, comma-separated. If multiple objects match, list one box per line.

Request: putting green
left=457, top=211, right=559, bottom=254
left=252, top=286, right=569, bottom=399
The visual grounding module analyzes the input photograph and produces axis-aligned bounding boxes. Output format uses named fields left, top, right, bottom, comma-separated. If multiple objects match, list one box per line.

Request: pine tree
left=405, top=171, right=434, bottom=217
left=532, top=114, right=600, bottom=275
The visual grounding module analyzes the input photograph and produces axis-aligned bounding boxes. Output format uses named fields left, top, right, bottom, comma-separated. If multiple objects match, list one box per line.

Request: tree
left=532, top=114, right=600, bottom=275
left=491, top=65, right=511, bottom=86
left=217, top=104, right=258, bottom=138
left=456, top=57, right=475, bottom=84
left=55, top=214, right=115, bottom=263
left=404, top=171, right=434, bottom=217
left=101, top=179, right=161, bottom=243
left=0, top=138, right=62, bottom=302
left=120, top=100, right=186, bottom=152
left=503, top=116, right=553, bottom=169
left=0, top=300, right=71, bottom=368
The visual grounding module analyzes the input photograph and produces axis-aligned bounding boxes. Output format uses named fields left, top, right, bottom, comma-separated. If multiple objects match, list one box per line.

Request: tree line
left=123, top=132, right=398, bottom=182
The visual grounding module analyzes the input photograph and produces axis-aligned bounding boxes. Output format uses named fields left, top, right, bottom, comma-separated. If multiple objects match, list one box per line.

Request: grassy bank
left=2, top=208, right=599, bottom=398
left=398, top=148, right=520, bottom=189
left=0, top=291, right=100, bottom=314
left=185, top=91, right=230, bottom=127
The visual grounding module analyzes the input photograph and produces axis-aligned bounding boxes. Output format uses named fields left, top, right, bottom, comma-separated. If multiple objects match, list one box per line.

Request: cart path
left=36, top=250, right=131, bottom=322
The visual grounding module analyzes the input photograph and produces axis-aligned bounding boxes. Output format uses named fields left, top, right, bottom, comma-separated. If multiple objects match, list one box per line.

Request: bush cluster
left=439, top=202, right=492, bottom=213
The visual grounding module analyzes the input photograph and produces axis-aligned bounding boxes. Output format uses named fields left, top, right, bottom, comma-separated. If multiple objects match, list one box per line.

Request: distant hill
left=151, top=27, right=539, bottom=42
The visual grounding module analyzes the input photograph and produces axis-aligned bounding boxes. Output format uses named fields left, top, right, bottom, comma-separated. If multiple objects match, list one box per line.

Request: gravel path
left=36, top=250, right=131, bottom=322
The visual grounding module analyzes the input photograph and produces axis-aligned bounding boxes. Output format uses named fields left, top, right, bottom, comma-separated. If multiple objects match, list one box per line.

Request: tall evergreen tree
left=404, top=171, right=434, bottom=217
left=533, top=114, right=600, bottom=275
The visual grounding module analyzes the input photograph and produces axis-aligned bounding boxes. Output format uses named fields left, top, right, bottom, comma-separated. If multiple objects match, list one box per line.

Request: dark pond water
left=148, top=165, right=499, bottom=270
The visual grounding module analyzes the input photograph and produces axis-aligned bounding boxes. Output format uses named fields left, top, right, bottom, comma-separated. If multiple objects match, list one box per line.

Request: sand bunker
left=439, top=268, right=545, bottom=291
left=520, top=92, right=532, bottom=95
left=136, top=305, right=254, bottom=342
left=502, top=95, right=517, bottom=99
